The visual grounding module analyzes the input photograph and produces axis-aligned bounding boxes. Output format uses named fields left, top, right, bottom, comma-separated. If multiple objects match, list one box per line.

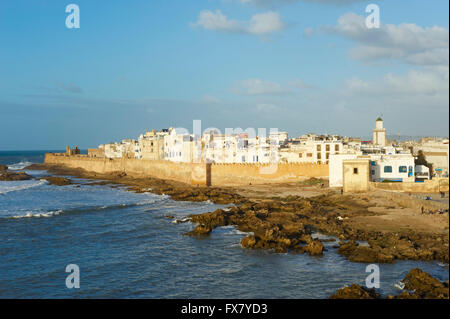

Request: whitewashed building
left=164, top=128, right=194, bottom=163
left=329, top=153, right=415, bottom=187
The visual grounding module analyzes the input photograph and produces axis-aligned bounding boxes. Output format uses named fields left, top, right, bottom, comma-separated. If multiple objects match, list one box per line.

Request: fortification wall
left=210, top=163, right=329, bottom=185
left=44, top=154, right=329, bottom=186
left=44, top=154, right=207, bottom=185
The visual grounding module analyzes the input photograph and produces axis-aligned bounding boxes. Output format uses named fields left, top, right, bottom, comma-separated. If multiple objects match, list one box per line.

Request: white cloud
left=231, top=78, right=291, bottom=95
left=191, top=10, right=285, bottom=36
left=310, top=13, right=449, bottom=66
left=345, top=67, right=449, bottom=98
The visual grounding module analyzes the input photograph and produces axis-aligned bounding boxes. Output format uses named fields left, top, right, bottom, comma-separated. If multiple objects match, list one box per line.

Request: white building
left=415, top=165, right=430, bottom=180
left=281, top=134, right=356, bottom=164
left=202, top=131, right=272, bottom=164
left=164, top=128, right=194, bottom=163
left=329, top=153, right=415, bottom=187
left=412, top=138, right=449, bottom=176
left=369, top=154, right=415, bottom=182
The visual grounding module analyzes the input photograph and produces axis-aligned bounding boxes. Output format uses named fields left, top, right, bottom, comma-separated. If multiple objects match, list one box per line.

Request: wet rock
left=0, top=164, right=7, bottom=172
left=303, top=239, right=324, bottom=256
left=401, top=268, right=449, bottom=299
left=241, top=235, right=257, bottom=248
left=41, top=176, right=72, bottom=186
left=185, top=224, right=212, bottom=236
left=0, top=171, right=32, bottom=181
left=337, top=240, right=394, bottom=263
left=329, top=284, right=380, bottom=299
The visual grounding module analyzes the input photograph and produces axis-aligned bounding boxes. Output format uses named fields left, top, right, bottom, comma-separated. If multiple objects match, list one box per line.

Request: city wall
left=210, top=163, right=329, bottom=186
left=44, top=153, right=329, bottom=186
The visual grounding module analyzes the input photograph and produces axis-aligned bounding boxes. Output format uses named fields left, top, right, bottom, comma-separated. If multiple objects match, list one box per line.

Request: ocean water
left=0, top=151, right=448, bottom=298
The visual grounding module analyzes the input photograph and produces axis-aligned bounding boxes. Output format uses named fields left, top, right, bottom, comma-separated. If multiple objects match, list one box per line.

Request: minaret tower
left=372, top=117, right=386, bottom=146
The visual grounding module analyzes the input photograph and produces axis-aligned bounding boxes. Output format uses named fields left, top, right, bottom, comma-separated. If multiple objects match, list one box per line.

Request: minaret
left=372, top=117, right=386, bottom=146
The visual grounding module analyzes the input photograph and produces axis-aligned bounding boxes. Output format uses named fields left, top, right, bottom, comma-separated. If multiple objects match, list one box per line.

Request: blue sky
left=0, top=0, right=448, bottom=150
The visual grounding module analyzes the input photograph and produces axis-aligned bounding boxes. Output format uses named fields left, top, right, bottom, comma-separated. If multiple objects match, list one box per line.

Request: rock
left=0, top=164, right=7, bottom=172
left=338, top=241, right=394, bottom=263
left=0, top=172, right=32, bottom=181
left=303, top=239, right=324, bottom=256
left=185, top=224, right=212, bottom=236
left=330, top=284, right=380, bottom=299
left=41, top=176, right=72, bottom=186
left=401, top=268, right=449, bottom=299
left=241, top=235, right=257, bottom=248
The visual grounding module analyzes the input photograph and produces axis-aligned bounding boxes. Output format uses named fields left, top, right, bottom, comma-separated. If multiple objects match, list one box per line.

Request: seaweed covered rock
left=303, top=239, right=324, bottom=256
left=0, top=171, right=32, bottom=181
left=41, top=176, right=72, bottom=186
left=398, top=268, right=449, bottom=299
left=330, top=284, right=380, bottom=299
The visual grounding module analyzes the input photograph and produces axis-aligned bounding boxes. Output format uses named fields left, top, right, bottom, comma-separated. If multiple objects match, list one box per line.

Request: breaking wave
left=0, top=180, right=47, bottom=195
left=6, top=161, right=34, bottom=170
left=11, top=210, right=63, bottom=219
left=5, top=194, right=169, bottom=219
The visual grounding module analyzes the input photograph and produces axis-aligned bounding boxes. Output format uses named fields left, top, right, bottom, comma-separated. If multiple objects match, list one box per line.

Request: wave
left=4, top=194, right=169, bottom=219
left=11, top=210, right=63, bottom=219
left=0, top=180, right=47, bottom=195
left=7, top=161, right=34, bottom=170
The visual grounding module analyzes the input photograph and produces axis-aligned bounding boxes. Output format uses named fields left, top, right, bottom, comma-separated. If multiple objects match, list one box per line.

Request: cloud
left=191, top=10, right=285, bottom=35
left=308, top=13, right=449, bottom=66
left=231, top=78, right=292, bottom=95
left=56, top=82, right=82, bottom=94
left=344, top=66, right=449, bottom=99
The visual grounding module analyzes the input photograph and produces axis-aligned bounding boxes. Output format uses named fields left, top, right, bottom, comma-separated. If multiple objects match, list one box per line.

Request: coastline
left=26, top=162, right=449, bottom=264
left=22, top=162, right=449, bottom=298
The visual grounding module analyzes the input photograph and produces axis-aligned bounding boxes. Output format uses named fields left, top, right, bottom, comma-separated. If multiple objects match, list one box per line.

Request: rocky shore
left=24, top=162, right=449, bottom=297
left=25, top=163, right=449, bottom=265
left=330, top=268, right=449, bottom=299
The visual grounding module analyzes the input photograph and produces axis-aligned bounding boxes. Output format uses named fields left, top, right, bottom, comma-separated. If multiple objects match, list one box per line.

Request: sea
left=0, top=151, right=448, bottom=298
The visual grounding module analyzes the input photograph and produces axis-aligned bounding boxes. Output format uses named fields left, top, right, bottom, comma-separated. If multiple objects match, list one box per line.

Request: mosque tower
left=372, top=117, right=386, bottom=146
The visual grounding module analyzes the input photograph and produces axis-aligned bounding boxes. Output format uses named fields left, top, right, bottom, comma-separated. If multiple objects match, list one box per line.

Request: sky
left=0, top=0, right=448, bottom=150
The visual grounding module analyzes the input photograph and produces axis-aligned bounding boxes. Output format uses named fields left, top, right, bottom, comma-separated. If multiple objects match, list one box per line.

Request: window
left=399, top=166, right=407, bottom=173
left=326, top=153, right=330, bottom=160
left=299, top=153, right=303, bottom=158
left=335, top=144, right=339, bottom=152
left=353, top=168, right=358, bottom=174
left=317, top=153, right=321, bottom=160
left=307, top=153, right=312, bottom=158
left=384, top=166, right=392, bottom=173
left=326, top=144, right=330, bottom=152
left=317, top=145, right=321, bottom=151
